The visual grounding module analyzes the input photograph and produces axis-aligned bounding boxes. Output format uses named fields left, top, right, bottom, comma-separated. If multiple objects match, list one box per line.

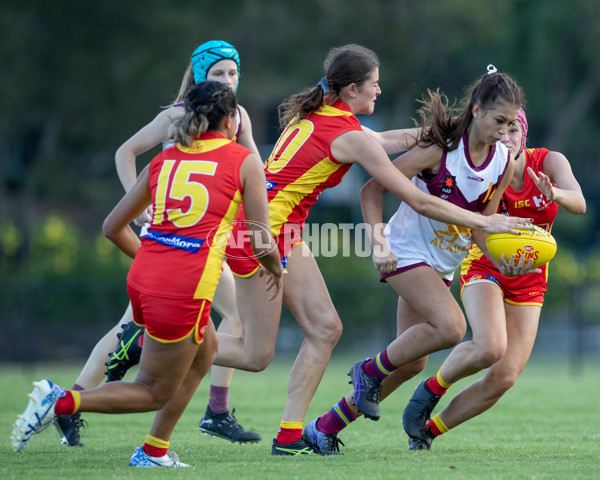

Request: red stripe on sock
left=425, top=419, right=442, bottom=437
left=426, top=377, right=447, bottom=396
left=54, top=391, right=75, bottom=416
left=143, top=443, right=168, bottom=458
left=276, top=427, right=302, bottom=445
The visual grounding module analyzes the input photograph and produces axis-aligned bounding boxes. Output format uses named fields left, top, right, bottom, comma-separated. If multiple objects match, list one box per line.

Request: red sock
left=276, top=426, right=302, bottom=445
left=425, top=419, right=442, bottom=437
left=143, top=443, right=168, bottom=458
left=54, top=391, right=76, bottom=416
left=426, top=376, right=448, bottom=396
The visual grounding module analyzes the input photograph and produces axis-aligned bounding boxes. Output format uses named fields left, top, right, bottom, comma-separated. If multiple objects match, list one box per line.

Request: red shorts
left=127, top=284, right=211, bottom=344
left=226, top=223, right=303, bottom=277
left=460, top=266, right=546, bottom=306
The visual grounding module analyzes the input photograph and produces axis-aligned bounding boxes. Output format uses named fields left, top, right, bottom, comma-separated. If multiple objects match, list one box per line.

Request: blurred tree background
left=1, top=0, right=599, bottom=363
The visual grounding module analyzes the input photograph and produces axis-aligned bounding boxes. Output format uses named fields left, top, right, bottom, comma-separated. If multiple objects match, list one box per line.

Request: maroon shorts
left=380, top=262, right=452, bottom=287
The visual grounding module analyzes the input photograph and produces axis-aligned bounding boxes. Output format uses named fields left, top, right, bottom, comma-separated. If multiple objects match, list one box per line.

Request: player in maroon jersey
left=211, top=46, right=531, bottom=455
left=403, top=108, right=586, bottom=450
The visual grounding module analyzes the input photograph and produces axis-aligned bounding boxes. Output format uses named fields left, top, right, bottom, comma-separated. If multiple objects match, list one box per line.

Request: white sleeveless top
left=384, top=132, right=510, bottom=281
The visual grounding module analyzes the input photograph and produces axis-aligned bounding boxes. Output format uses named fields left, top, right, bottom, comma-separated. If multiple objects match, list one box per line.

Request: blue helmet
left=191, top=40, right=241, bottom=84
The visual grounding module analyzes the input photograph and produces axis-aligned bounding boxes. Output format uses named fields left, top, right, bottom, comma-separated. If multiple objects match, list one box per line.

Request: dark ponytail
left=167, top=81, right=237, bottom=147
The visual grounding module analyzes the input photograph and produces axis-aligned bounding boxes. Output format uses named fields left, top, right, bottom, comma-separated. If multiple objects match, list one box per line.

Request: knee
left=484, top=369, right=518, bottom=398
left=215, top=315, right=242, bottom=336
left=438, top=315, right=466, bottom=348
left=408, top=356, right=428, bottom=377
left=204, top=327, right=219, bottom=364
left=243, top=348, right=275, bottom=372
left=143, top=387, right=172, bottom=410
left=475, top=344, right=506, bottom=369
left=310, top=314, right=343, bottom=348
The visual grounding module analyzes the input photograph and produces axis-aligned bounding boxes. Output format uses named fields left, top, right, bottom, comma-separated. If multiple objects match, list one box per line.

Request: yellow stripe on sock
left=145, top=434, right=170, bottom=449
left=280, top=421, right=303, bottom=430
left=375, top=354, right=392, bottom=376
left=431, top=415, right=449, bottom=434
left=436, top=370, right=453, bottom=389
left=333, top=404, right=351, bottom=426
left=71, top=390, right=81, bottom=414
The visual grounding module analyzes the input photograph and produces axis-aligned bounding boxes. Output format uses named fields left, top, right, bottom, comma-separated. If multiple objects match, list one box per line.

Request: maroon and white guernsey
left=384, top=132, right=510, bottom=281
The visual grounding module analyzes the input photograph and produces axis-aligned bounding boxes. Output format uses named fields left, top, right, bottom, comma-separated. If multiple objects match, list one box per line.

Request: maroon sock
left=363, top=349, right=396, bottom=380
left=208, top=385, right=229, bottom=414
left=316, top=397, right=358, bottom=435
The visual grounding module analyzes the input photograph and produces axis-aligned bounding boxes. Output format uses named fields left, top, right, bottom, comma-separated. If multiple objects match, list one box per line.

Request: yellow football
left=486, top=223, right=557, bottom=268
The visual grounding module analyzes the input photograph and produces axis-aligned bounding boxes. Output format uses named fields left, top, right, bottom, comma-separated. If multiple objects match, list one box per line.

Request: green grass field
left=1, top=355, right=598, bottom=479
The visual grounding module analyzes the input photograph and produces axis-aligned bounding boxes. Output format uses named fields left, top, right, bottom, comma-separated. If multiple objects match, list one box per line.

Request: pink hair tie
left=517, top=108, right=528, bottom=152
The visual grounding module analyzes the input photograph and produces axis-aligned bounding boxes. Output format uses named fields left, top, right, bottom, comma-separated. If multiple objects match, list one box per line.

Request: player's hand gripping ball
left=486, top=223, right=557, bottom=268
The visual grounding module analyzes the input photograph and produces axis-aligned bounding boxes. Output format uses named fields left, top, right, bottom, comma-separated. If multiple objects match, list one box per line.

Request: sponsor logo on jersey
left=467, top=175, right=484, bottom=182
left=266, top=180, right=277, bottom=190
left=429, top=225, right=471, bottom=254
left=441, top=175, right=456, bottom=195
left=145, top=229, right=204, bottom=253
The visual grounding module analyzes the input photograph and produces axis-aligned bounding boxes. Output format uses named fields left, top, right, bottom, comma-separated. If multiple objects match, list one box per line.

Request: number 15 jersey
left=127, top=131, right=250, bottom=301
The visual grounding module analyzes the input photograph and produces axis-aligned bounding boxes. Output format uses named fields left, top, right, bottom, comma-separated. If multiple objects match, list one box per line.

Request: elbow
left=115, top=144, right=134, bottom=168
left=568, top=198, right=587, bottom=216
left=102, top=217, right=116, bottom=241
left=360, top=178, right=385, bottom=201
left=411, top=199, right=433, bottom=218
left=114, top=145, right=126, bottom=165
left=360, top=180, right=373, bottom=199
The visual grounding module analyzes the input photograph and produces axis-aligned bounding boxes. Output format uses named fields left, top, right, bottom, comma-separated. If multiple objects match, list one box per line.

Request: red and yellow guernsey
left=264, top=100, right=362, bottom=236
left=127, top=131, right=249, bottom=301
left=460, top=148, right=560, bottom=304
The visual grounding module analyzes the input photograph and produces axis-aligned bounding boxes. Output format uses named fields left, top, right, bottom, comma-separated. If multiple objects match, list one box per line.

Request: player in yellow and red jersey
left=403, top=108, right=586, bottom=450
left=210, top=45, right=532, bottom=456
left=57, top=40, right=263, bottom=447
left=228, top=98, right=362, bottom=277
left=10, top=81, right=282, bottom=467
left=302, top=65, right=526, bottom=453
